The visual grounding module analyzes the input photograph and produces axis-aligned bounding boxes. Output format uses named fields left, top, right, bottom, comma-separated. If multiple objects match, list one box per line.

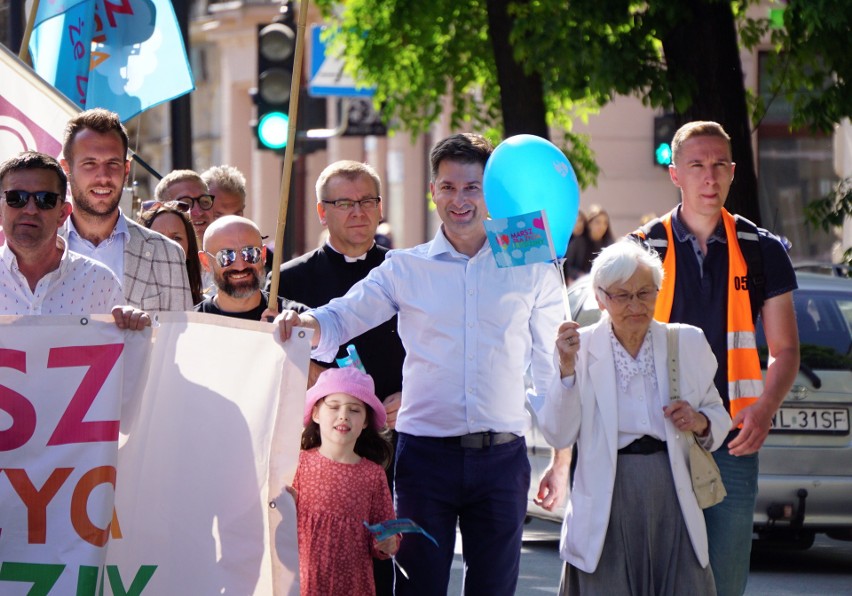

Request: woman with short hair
left=539, top=239, right=731, bottom=595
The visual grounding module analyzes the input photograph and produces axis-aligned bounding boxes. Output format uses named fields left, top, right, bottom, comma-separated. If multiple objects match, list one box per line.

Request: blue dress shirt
left=311, top=228, right=564, bottom=437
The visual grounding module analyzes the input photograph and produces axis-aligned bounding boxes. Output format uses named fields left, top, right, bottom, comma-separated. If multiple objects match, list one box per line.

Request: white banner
left=0, top=313, right=309, bottom=594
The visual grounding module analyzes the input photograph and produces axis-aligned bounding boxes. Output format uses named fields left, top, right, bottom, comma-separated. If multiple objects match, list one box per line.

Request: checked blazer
left=123, top=217, right=192, bottom=311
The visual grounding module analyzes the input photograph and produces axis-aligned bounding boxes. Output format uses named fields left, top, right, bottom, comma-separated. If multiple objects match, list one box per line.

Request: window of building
left=757, top=52, right=838, bottom=262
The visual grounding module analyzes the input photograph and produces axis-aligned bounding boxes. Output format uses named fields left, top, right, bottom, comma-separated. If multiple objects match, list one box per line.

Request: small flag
left=29, top=0, right=195, bottom=122
left=363, top=519, right=439, bottom=546
left=483, top=209, right=558, bottom=268
left=335, top=344, right=367, bottom=373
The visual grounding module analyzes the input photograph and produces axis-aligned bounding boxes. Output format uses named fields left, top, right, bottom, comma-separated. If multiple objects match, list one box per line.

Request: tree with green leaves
left=314, top=0, right=850, bottom=227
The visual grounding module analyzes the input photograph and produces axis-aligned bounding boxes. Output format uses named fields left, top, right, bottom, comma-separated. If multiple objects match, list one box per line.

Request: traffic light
left=653, top=113, right=676, bottom=168
left=254, top=5, right=296, bottom=151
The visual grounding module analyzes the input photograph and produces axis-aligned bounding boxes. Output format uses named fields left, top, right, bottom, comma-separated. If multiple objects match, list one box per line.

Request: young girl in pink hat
left=293, top=366, right=399, bottom=596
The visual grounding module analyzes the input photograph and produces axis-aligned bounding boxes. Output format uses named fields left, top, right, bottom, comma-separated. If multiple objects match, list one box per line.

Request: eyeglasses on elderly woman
left=598, top=287, right=659, bottom=306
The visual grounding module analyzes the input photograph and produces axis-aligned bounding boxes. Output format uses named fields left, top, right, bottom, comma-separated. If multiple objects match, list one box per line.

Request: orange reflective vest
left=639, top=209, right=763, bottom=420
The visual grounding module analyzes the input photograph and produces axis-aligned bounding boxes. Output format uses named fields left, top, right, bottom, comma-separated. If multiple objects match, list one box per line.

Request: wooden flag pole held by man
left=267, top=0, right=310, bottom=310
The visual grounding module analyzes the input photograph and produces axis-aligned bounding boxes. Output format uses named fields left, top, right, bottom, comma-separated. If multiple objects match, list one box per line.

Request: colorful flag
left=483, top=210, right=558, bottom=268
left=29, top=0, right=195, bottom=122
left=0, top=43, right=79, bottom=162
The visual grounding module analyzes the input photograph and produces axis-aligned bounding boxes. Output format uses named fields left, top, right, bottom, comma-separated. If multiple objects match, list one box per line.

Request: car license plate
left=771, top=407, right=850, bottom=434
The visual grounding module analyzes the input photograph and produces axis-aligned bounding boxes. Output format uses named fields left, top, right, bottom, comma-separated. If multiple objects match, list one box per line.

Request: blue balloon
left=483, top=135, right=580, bottom=259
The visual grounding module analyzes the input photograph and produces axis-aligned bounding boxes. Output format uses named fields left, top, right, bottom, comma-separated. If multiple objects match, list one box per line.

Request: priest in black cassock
left=267, top=160, right=405, bottom=596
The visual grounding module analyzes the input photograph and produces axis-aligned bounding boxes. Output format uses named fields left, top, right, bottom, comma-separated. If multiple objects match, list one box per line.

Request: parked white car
left=527, top=272, right=852, bottom=548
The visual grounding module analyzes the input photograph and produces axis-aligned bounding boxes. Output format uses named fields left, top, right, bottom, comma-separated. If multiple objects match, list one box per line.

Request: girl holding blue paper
left=292, top=367, right=400, bottom=595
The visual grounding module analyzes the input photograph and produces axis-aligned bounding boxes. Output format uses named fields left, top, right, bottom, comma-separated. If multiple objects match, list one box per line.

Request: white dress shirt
left=311, top=228, right=564, bottom=437
left=0, top=237, right=124, bottom=315
left=65, top=209, right=130, bottom=282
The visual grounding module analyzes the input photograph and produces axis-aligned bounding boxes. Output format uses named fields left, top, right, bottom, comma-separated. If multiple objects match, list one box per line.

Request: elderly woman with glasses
left=538, top=239, right=731, bottom=596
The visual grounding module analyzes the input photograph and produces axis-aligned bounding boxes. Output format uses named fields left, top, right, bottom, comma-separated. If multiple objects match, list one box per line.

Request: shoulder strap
left=733, top=215, right=765, bottom=320
left=667, top=326, right=700, bottom=446
left=666, top=326, right=680, bottom=402
left=630, top=218, right=668, bottom=261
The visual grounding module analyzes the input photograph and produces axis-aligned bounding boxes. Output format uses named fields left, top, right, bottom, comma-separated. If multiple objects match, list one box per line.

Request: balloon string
left=554, top=258, right=573, bottom=322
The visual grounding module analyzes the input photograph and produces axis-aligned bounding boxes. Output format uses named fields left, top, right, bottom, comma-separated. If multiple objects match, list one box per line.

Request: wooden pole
left=267, top=0, right=310, bottom=312
left=19, top=0, right=41, bottom=65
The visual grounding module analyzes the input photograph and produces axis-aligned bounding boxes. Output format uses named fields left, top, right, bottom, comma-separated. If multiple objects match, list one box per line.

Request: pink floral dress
left=293, top=448, right=395, bottom=596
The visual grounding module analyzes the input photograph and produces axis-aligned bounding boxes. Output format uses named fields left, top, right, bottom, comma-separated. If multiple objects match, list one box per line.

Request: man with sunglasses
left=0, top=151, right=149, bottom=330
left=195, top=216, right=305, bottom=320
left=153, top=169, right=216, bottom=242
left=60, top=109, right=192, bottom=312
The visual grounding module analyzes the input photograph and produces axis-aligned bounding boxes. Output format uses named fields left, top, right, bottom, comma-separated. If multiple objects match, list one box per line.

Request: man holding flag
left=277, top=133, right=566, bottom=595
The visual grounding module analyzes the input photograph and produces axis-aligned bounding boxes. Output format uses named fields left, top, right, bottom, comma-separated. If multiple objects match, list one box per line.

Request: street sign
left=344, top=98, right=387, bottom=136
left=308, top=25, right=376, bottom=98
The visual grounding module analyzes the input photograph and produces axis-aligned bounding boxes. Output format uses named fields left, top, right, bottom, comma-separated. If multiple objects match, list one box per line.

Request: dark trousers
left=392, top=433, right=530, bottom=596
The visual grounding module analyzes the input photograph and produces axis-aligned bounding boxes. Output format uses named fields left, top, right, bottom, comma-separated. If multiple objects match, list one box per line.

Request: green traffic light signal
left=258, top=112, right=289, bottom=150
left=655, top=142, right=672, bottom=167
left=254, top=6, right=296, bottom=152
left=653, top=113, right=676, bottom=169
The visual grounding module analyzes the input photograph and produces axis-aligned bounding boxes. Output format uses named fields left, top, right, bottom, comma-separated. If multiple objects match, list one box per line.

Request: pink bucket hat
left=304, top=367, right=387, bottom=429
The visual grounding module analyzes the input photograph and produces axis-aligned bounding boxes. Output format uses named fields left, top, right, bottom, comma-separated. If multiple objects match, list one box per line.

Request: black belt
left=442, top=432, right=520, bottom=449
left=617, top=435, right=667, bottom=455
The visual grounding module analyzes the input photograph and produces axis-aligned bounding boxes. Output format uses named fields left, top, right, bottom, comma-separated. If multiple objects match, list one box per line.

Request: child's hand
left=375, top=534, right=400, bottom=557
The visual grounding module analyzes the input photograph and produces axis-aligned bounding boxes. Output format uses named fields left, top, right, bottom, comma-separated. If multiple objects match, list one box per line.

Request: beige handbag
left=666, top=326, right=727, bottom=509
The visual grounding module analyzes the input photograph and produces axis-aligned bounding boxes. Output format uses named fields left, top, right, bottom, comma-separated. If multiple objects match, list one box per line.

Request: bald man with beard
left=195, top=216, right=304, bottom=320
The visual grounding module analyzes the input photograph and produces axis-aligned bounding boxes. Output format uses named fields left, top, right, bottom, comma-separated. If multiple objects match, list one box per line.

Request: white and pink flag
left=0, top=44, right=79, bottom=163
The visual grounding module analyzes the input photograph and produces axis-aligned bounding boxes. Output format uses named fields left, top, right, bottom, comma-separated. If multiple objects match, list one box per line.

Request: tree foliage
left=313, top=0, right=851, bottom=211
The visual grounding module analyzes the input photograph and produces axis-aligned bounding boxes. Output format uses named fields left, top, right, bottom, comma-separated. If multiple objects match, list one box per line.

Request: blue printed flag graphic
left=363, top=519, right=439, bottom=546
left=29, top=0, right=195, bottom=122
left=483, top=210, right=558, bottom=268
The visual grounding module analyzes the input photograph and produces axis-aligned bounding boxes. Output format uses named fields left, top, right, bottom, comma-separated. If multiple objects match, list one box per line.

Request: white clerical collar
left=326, top=240, right=372, bottom=263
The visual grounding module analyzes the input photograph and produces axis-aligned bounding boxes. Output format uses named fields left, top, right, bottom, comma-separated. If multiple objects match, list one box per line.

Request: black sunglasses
left=3, top=190, right=63, bottom=210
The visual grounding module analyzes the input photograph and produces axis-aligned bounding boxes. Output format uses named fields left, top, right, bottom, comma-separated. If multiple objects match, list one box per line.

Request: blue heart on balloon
left=483, top=135, right=580, bottom=259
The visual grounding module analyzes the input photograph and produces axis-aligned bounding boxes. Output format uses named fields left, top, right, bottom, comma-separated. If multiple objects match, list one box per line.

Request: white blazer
left=537, top=319, right=731, bottom=573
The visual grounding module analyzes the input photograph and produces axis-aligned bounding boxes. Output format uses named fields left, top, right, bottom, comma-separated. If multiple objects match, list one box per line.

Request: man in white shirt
left=0, top=151, right=149, bottom=329
left=277, top=134, right=566, bottom=595
left=61, top=108, right=191, bottom=312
